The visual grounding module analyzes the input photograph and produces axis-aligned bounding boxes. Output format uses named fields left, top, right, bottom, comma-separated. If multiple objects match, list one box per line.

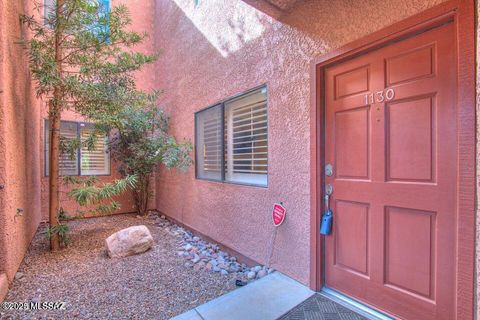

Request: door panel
left=334, top=107, right=370, bottom=179
left=334, top=200, right=369, bottom=276
left=323, top=22, right=456, bottom=320
left=386, top=96, right=435, bottom=182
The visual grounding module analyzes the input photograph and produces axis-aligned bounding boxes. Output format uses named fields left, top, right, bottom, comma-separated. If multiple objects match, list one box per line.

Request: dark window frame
left=44, top=119, right=111, bottom=177
left=194, top=84, right=268, bottom=188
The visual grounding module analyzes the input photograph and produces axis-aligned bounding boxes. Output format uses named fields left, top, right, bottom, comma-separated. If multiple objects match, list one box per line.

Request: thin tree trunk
left=48, top=101, right=60, bottom=250
left=133, top=175, right=149, bottom=215
left=48, top=0, right=65, bottom=251
left=142, top=177, right=150, bottom=215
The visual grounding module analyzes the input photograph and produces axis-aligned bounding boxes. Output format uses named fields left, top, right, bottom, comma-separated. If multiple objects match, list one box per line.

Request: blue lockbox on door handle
left=320, top=194, right=333, bottom=235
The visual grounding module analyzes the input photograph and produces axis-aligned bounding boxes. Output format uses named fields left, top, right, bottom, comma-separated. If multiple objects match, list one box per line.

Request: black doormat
left=278, top=293, right=369, bottom=320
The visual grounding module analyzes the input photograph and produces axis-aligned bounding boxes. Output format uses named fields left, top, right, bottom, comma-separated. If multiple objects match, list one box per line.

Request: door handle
left=325, top=194, right=330, bottom=211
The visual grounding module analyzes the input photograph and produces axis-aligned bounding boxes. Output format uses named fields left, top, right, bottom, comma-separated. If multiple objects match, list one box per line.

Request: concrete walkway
left=171, top=272, right=314, bottom=320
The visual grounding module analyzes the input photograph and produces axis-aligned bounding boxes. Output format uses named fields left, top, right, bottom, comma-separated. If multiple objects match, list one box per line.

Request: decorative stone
left=218, top=262, right=229, bottom=270
left=165, top=216, right=272, bottom=285
left=105, top=225, right=154, bottom=258
left=14, top=272, right=25, bottom=280
left=192, top=254, right=200, bottom=263
left=257, top=270, right=267, bottom=279
left=229, top=264, right=240, bottom=273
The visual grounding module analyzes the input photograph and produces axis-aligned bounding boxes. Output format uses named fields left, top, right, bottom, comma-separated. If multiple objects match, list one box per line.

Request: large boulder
left=105, top=225, right=154, bottom=258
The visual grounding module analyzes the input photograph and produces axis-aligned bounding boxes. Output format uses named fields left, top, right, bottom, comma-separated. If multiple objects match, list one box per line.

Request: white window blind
left=58, top=122, right=80, bottom=176
left=225, top=88, right=268, bottom=186
left=195, top=105, right=223, bottom=181
left=43, top=0, right=55, bottom=26
left=194, top=86, right=268, bottom=187
left=80, top=124, right=110, bottom=175
left=45, top=121, right=79, bottom=176
left=45, top=120, right=110, bottom=176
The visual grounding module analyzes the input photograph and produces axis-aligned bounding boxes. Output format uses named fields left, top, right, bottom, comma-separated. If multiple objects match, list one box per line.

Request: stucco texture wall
left=39, top=0, right=157, bottom=220
left=0, top=0, right=43, bottom=299
left=476, top=0, right=479, bottom=318
left=153, top=0, right=449, bottom=285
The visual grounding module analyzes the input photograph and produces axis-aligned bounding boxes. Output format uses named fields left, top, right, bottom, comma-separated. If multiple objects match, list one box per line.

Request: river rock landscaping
left=168, top=217, right=274, bottom=281
left=1, top=213, right=270, bottom=320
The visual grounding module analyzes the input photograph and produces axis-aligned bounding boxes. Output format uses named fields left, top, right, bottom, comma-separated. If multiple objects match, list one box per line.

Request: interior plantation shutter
left=43, top=0, right=55, bottom=25
left=195, top=105, right=223, bottom=181
left=225, top=88, right=268, bottom=186
left=80, top=124, right=110, bottom=175
left=59, top=122, right=80, bottom=175
left=45, top=121, right=79, bottom=176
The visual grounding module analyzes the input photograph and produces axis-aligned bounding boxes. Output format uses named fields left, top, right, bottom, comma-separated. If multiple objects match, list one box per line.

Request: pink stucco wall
left=153, top=0, right=462, bottom=286
left=476, top=0, right=480, bottom=318
left=0, top=0, right=43, bottom=299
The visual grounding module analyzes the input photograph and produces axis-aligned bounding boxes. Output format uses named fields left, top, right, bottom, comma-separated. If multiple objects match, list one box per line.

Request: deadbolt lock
left=325, top=164, right=333, bottom=177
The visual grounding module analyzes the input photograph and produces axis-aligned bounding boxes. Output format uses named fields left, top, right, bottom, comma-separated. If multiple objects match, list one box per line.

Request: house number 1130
left=364, top=88, right=395, bottom=105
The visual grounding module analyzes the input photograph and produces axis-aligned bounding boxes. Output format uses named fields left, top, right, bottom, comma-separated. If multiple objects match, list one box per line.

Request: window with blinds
left=45, top=121, right=79, bottom=176
left=43, top=0, right=55, bottom=26
left=225, top=89, right=268, bottom=186
left=195, top=105, right=223, bottom=181
left=195, top=86, right=268, bottom=187
left=45, top=120, right=110, bottom=176
left=80, top=124, right=110, bottom=175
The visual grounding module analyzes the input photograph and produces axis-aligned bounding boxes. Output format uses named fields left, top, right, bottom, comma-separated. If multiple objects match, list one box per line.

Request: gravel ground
left=1, top=213, right=239, bottom=320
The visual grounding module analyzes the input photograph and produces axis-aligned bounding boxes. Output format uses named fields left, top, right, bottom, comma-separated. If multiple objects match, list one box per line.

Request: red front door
left=323, top=22, right=456, bottom=320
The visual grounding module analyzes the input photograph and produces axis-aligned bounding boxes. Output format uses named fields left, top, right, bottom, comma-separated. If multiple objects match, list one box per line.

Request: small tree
left=90, top=93, right=192, bottom=216
left=20, top=0, right=157, bottom=250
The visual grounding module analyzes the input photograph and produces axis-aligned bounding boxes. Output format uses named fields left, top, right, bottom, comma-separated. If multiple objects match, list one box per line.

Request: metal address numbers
left=364, top=88, right=395, bottom=105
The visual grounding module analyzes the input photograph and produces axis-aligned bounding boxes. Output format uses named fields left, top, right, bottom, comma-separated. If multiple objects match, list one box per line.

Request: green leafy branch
left=46, top=223, right=70, bottom=246
left=65, top=174, right=137, bottom=214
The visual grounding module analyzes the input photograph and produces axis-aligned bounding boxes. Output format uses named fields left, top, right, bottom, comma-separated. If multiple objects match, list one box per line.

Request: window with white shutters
left=80, top=124, right=110, bottom=175
left=195, top=86, right=268, bottom=187
left=225, top=89, right=268, bottom=185
left=43, top=0, right=55, bottom=26
left=45, top=120, right=110, bottom=176
left=195, top=105, right=223, bottom=181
